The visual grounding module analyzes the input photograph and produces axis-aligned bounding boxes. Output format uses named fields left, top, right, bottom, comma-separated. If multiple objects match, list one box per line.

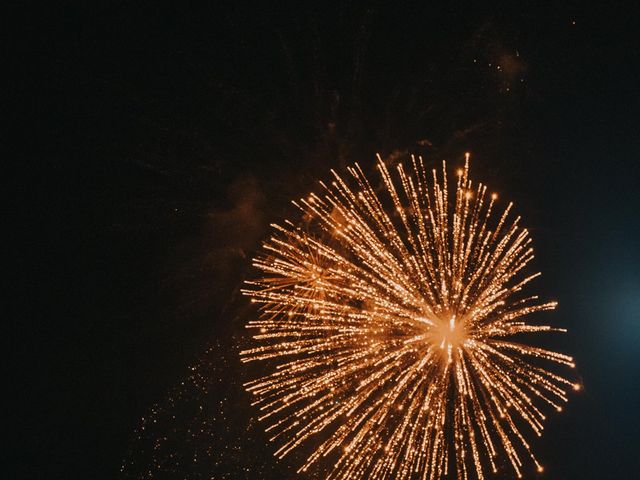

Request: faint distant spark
left=242, top=153, right=578, bottom=479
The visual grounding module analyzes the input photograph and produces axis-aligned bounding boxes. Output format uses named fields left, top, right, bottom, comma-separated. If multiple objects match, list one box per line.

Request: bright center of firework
left=428, top=313, right=466, bottom=363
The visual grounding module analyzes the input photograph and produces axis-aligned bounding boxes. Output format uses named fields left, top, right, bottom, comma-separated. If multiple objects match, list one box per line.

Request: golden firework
left=241, top=153, right=577, bottom=479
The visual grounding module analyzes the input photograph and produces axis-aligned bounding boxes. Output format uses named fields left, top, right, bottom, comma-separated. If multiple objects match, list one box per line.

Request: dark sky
left=11, top=1, right=640, bottom=479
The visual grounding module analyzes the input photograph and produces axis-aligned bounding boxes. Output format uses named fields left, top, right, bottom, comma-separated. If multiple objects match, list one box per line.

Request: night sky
left=11, top=1, right=640, bottom=479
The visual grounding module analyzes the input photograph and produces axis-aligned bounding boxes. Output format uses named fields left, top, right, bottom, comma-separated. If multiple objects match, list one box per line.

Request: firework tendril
left=241, top=154, right=578, bottom=479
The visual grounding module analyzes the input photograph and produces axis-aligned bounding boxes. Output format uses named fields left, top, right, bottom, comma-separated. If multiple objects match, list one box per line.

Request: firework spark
left=241, top=153, right=577, bottom=479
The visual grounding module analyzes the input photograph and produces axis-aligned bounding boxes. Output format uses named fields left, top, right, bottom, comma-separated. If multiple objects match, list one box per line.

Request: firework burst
left=241, top=153, right=578, bottom=479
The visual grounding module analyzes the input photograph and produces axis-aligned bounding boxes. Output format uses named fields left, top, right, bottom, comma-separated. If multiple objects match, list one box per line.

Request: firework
left=241, top=153, right=577, bottom=479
